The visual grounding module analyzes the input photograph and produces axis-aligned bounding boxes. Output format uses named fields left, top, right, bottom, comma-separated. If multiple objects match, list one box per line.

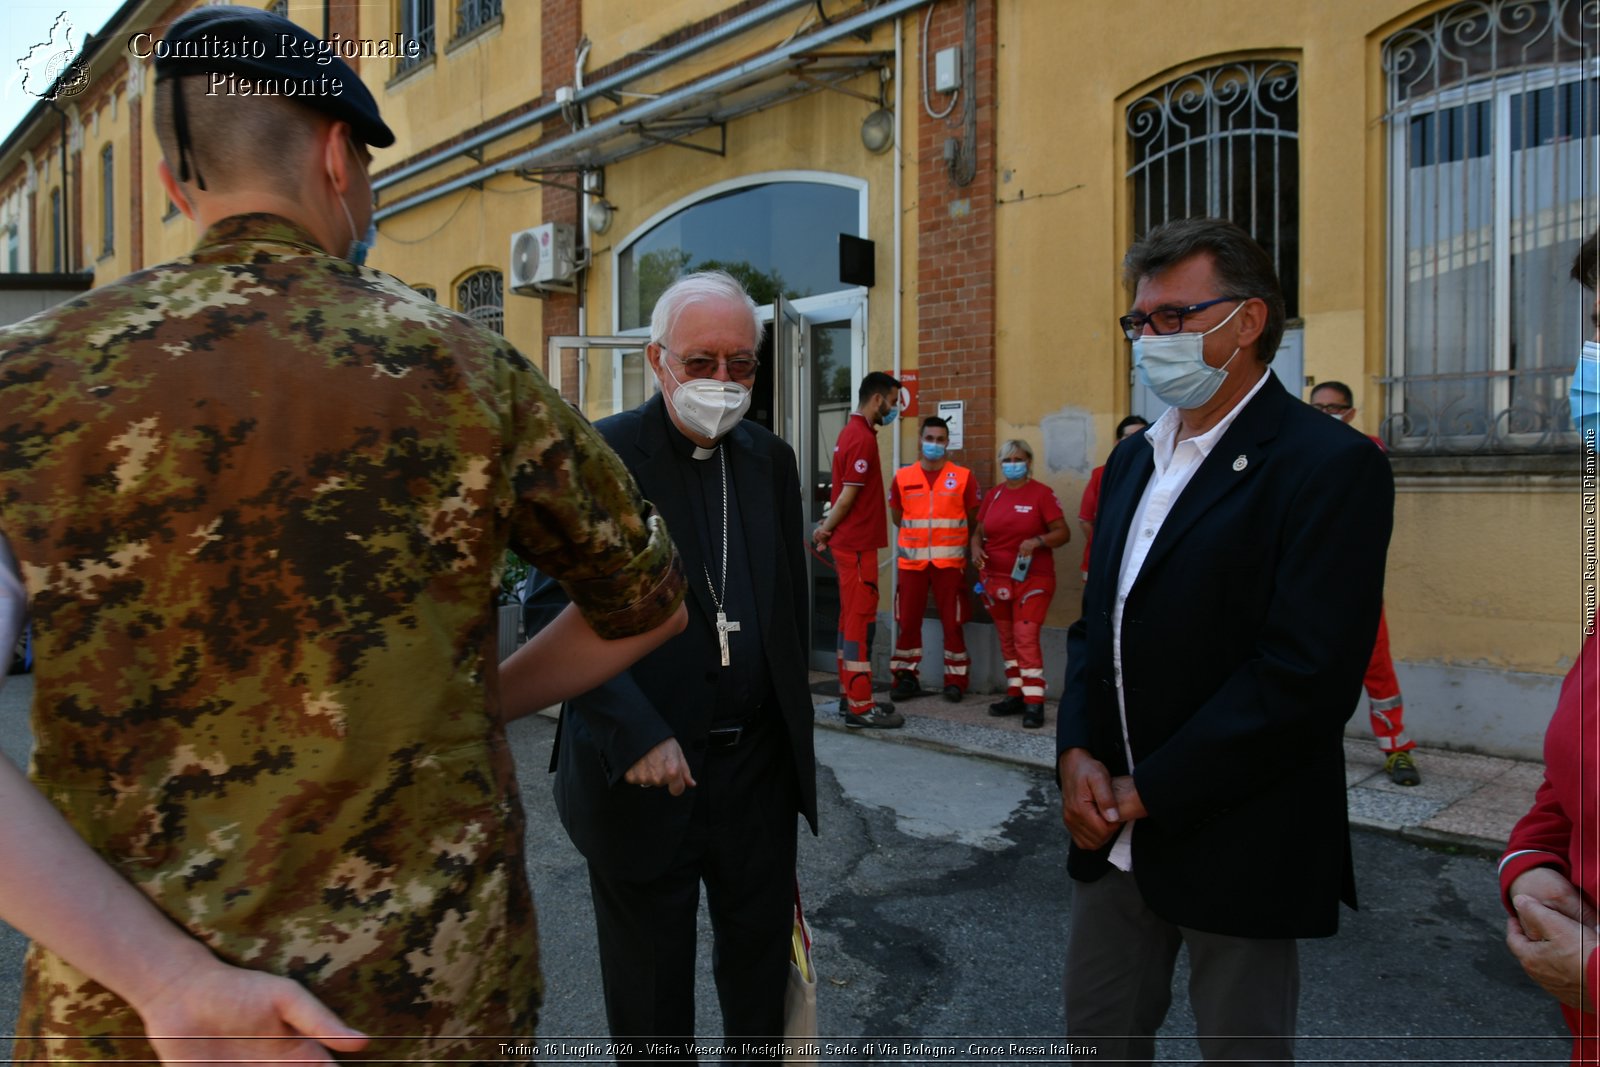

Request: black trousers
left=587, top=717, right=799, bottom=1063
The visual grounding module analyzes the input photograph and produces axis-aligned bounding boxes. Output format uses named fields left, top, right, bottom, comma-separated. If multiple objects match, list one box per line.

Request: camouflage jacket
left=0, top=214, right=683, bottom=1060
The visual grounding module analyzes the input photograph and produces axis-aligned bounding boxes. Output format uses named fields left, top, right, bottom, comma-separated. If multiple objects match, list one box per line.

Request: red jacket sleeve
left=1499, top=774, right=1573, bottom=912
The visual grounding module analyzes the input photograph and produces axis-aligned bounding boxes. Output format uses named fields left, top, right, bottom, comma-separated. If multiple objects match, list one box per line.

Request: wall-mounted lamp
left=586, top=198, right=616, bottom=235
left=860, top=108, right=894, bottom=154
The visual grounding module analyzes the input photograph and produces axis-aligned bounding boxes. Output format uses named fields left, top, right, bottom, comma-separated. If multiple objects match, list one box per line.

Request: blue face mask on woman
left=1001, top=460, right=1029, bottom=481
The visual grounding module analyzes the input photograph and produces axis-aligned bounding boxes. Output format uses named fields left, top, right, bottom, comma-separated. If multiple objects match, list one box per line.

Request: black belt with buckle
left=706, top=724, right=745, bottom=748
left=707, top=709, right=765, bottom=748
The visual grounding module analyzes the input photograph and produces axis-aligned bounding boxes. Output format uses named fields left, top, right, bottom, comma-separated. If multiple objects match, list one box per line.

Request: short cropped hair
left=1123, top=217, right=1287, bottom=364
left=858, top=371, right=901, bottom=405
left=648, top=270, right=762, bottom=350
left=998, top=438, right=1034, bottom=462
left=920, top=416, right=949, bottom=434
left=1311, top=380, right=1354, bottom=405
left=1116, top=415, right=1150, bottom=437
left=153, top=77, right=318, bottom=193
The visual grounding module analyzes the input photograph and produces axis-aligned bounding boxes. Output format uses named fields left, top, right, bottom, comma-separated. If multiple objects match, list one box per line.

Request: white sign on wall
left=936, top=400, right=965, bottom=450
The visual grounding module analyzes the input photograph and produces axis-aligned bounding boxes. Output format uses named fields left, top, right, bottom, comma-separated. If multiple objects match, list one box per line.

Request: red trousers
left=891, top=565, right=969, bottom=690
left=982, top=573, right=1055, bottom=706
left=1364, top=608, right=1413, bottom=753
left=834, top=548, right=880, bottom=714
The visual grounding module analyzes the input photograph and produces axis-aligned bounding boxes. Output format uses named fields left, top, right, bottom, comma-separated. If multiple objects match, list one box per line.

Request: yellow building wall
left=360, top=2, right=539, bottom=168
left=0, top=0, right=1578, bottom=684
left=989, top=0, right=1581, bottom=671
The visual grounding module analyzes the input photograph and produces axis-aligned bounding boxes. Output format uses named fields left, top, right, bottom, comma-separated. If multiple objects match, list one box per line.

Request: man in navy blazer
left=526, top=272, right=817, bottom=1057
left=1057, top=218, right=1394, bottom=1065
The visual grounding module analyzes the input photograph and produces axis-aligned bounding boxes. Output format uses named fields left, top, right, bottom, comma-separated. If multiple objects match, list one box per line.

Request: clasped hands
left=1506, top=866, right=1598, bottom=1013
left=1057, top=747, right=1146, bottom=850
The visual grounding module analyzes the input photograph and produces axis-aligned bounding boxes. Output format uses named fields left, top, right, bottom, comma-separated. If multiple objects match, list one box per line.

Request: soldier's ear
left=157, top=160, right=196, bottom=221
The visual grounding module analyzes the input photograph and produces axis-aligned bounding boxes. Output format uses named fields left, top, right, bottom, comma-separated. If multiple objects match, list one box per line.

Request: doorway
left=550, top=291, right=866, bottom=673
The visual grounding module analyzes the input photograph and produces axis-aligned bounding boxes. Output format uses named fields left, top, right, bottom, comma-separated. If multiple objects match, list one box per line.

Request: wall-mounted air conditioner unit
left=509, top=223, right=576, bottom=295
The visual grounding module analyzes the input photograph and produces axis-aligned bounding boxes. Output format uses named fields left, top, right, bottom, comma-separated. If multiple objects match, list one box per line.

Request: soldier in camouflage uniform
left=0, top=7, right=686, bottom=1063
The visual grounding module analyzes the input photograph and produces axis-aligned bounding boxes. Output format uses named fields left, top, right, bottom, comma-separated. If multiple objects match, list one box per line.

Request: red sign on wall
left=898, top=370, right=919, bottom=419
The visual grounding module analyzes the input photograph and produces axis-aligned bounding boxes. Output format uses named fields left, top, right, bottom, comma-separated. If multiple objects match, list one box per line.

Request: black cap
left=152, top=5, right=395, bottom=154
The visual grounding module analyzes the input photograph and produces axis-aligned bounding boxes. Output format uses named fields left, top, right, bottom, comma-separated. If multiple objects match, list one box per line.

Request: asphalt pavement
left=0, top=671, right=1575, bottom=1063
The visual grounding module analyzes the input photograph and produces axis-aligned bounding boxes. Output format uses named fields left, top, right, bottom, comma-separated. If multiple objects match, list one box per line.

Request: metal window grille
left=1126, top=61, right=1300, bottom=319
left=413, top=285, right=437, bottom=301
left=100, top=144, right=113, bottom=256
left=457, top=270, right=503, bottom=334
left=1382, top=0, right=1599, bottom=453
left=454, top=0, right=500, bottom=40
left=397, top=0, right=435, bottom=75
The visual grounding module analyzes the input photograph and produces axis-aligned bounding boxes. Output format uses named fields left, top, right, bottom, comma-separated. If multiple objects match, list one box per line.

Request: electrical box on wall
left=509, top=223, right=577, bottom=294
left=935, top=47, right=961, bottom=93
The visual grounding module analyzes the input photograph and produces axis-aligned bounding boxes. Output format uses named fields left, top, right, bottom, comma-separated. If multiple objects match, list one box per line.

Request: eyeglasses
left=1311, top=402, right=1352, bottom=414
left=1119, top=296, right=1244, bottom=341
left=662, top=347, right=760, bottom=381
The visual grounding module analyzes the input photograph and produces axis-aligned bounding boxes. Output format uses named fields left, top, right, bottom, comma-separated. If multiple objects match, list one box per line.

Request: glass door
left=799, top=308, right=862, bottom=670
left=545, top=335, right=652, bottom=420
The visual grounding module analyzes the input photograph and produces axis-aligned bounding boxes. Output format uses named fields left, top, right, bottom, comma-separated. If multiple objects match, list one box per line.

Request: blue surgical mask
left=880, top=404, right=899, bottom=426
left=334, top=161, right=376, bottom=266
left=1131, top=300, right=1247, bottom=409
left=1001, top=460, right=1028, bottom=481
left=921, top=441, right=947, bottom=462
left=1572, top=340, right=1600, bottom=445
left=347, top=219, right=377, bottom=266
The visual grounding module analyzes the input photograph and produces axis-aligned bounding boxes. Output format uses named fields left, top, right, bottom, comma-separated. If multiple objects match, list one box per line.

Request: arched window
left=411, top=285, right=437, bottom=302
left=456, top=269, right=503, bottom=334
left=1383, top=0, right=1598, bottom=451
left=616, top=179, right=862, bottom=331
left=1126, top=60, right=1300, bottom=319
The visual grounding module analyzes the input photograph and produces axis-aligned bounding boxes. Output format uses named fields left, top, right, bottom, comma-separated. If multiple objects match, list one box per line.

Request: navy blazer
left=527, top=395, right=818, bottom=880
left=1058, top=372, right=1394, bottom=939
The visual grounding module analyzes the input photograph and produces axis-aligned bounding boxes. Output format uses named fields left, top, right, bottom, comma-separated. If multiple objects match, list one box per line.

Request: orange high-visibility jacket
left=893, top=463, right=973, bottom=570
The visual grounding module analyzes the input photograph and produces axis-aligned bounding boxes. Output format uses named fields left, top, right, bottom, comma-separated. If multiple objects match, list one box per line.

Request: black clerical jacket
left=528, top=395, right=818, bottom=879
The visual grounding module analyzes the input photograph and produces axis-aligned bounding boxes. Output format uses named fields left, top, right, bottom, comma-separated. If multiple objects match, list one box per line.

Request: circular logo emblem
left=44, top=53, right=89, bottom=99
left=995, top=585, right=1012, bottom=601
left=944, top=473, right=958, bottom=490
left=854, top=458, right=868, bottom=474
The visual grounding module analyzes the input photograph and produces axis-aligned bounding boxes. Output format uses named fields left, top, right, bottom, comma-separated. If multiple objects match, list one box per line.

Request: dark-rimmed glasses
left=1311, top=402, right=1352, bottom=414
left=1119, top=296, right=1244, bottom=341
left=662, top=347, right=760, bottom=381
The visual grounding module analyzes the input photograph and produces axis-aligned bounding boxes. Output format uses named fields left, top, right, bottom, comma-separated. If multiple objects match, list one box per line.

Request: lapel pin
left=1232, top=454, right=1249, bottom=472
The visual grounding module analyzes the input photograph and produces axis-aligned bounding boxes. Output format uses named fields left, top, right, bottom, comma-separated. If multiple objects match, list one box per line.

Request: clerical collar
left=659, top=401, right=722, bottom=461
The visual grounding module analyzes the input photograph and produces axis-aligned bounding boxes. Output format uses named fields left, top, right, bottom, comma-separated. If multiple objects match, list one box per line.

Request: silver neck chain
left=702, top=444, right=728, bottom=613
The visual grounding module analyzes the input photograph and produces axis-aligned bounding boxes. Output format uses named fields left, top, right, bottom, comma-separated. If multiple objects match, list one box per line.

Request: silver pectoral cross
left=715, top=611, right=741, bottom=667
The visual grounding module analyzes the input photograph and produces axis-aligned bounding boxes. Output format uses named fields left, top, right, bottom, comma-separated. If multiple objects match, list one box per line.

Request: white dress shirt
left=1107, top=367, right=1272, bottom=871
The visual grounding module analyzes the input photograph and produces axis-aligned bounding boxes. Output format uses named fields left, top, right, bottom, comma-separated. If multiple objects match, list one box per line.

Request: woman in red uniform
left=1076, top=414, right=1148, bottom=581
left=971, top=439, right=1070, bottom=728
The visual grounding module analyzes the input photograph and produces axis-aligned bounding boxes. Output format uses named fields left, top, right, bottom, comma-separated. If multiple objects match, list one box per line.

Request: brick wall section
left=915, top=0, right=997, bottom=485
left=541, top=0, right=581, bottom=394
left=330, top=0, right=360, bottom=71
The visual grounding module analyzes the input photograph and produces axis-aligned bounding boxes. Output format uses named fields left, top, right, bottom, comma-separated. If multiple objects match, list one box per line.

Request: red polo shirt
left=828, top=413, right=886, bottom=552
